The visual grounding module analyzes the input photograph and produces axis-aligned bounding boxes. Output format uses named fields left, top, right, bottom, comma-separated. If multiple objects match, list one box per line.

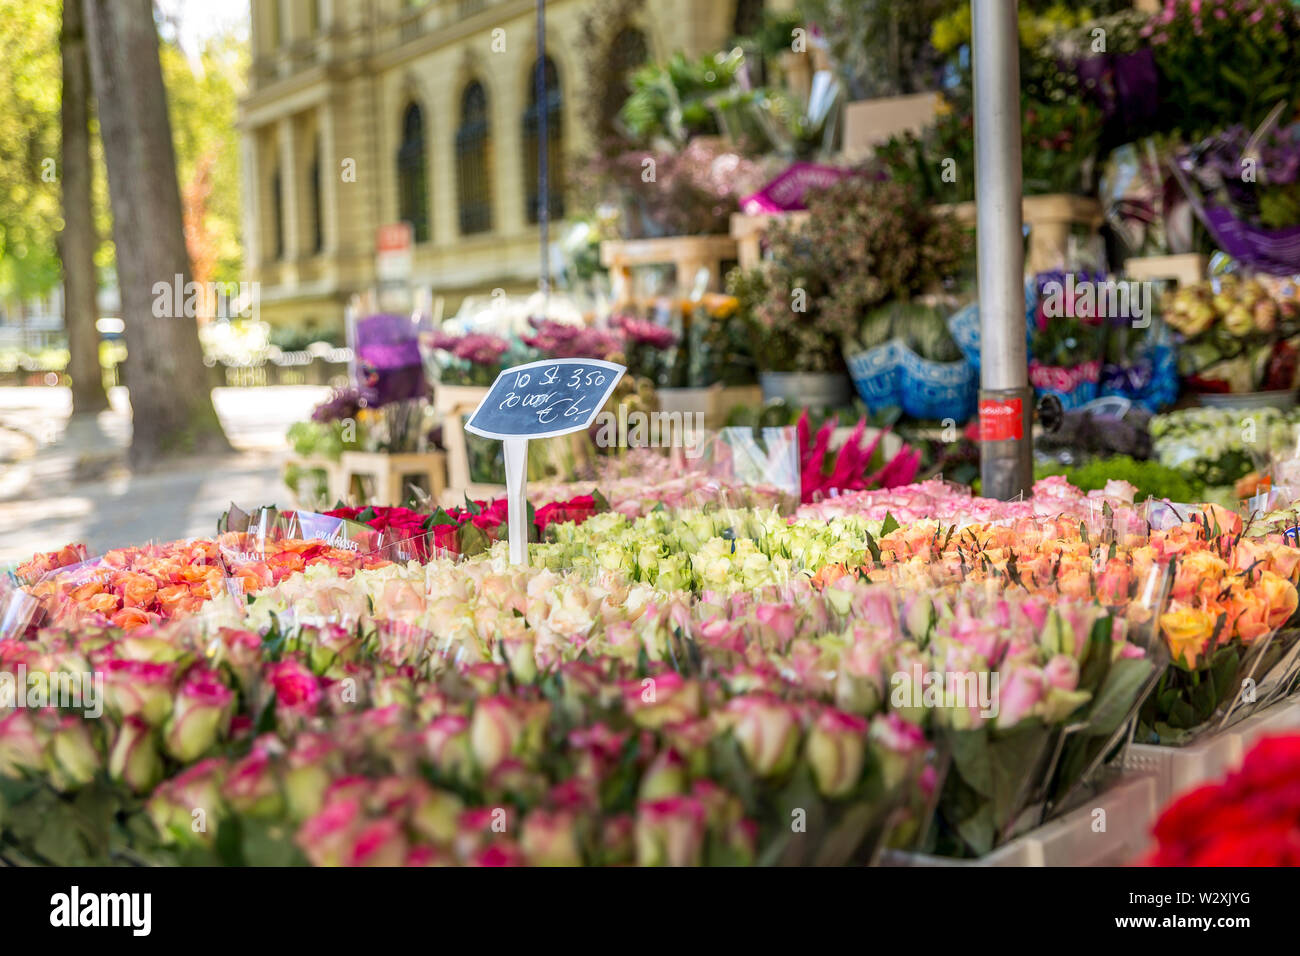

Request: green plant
left=1034, top=454, right=1201, bottom=501
left=618, top=49, right=747, bottom=148
left=735, top=174, right=971, bottom=373
left=1147, top=0, right=1300, bottom=138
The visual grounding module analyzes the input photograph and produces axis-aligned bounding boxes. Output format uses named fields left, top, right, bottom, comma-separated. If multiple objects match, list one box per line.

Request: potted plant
left=731, top=173, right=970, bottom=409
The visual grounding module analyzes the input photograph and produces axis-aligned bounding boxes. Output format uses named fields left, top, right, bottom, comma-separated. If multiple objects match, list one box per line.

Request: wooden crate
left=338, top=450, right=447, bottom=508
left=938, top=195, right=1104, bottom=274
left=1124, top=253, right=1209, bottom=287
left=600, top=235, right=738, bottom=302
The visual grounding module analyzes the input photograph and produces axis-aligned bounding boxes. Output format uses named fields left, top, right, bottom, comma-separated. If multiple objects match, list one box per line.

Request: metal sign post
left=973, top=0, right=1033, bottom=500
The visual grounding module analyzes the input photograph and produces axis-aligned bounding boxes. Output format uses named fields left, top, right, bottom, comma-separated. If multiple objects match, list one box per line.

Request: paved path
left=0, top=385, right=331, bottom=564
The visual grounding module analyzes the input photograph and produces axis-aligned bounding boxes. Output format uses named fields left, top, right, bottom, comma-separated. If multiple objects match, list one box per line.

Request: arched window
left=310, top=140, right=323, bottom=253
left=397, top=103, right=430, bottom=242
left=270, top=167, right=285, bottom=260
left=523, top=56, right=563, bottom=224
left=456, top=80, right=493, bottom=235
left=599, top=27, right=648, bottom=140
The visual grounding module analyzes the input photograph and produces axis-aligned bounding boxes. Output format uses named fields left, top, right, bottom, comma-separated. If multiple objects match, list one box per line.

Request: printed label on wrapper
left=979, top=397, right=1023, bottom=442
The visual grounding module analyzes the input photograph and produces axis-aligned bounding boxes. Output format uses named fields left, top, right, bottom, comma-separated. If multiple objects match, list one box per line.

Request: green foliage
left=0, top=0, right=63, bottom=300
left=618, top=49, right=746, bottom=148
left=0, top=4, right=246, bottom=302
left=1034, top=455, right=1200, bottom=501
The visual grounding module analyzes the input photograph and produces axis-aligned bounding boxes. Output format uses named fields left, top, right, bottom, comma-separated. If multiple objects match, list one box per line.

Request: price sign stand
left=464, top=358, right=625, bottom=565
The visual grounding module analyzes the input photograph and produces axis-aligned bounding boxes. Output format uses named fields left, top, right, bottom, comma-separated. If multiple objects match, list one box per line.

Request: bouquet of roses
left=1141, top=733, right=1300, bottom=866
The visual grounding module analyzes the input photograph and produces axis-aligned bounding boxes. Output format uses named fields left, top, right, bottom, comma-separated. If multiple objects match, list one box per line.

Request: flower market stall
left=8, top=0, right=1300, bottom=872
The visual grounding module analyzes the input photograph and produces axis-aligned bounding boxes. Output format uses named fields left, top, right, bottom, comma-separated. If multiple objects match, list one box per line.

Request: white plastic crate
left=882, top=774, right=1158, bottom=867
left=1121, top=696, right=1300, bottom=807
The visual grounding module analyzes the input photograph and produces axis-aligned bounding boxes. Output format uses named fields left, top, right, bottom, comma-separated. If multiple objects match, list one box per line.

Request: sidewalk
left=0, top=385, right=330, bottom=563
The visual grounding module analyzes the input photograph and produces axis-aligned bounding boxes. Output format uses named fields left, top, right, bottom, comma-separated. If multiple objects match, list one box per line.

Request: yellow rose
left=1160, top=606, right=1217, bottom=668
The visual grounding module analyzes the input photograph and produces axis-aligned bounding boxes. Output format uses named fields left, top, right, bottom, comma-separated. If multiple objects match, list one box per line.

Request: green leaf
left=464, top=495, right=482, bottom=516
left=880, top=512, right=900, bottom=538
left=1082, top=658, right=1153, bottom=738
left=254, top=695, right=277, bottom=735
left=591, top=488, right=611, bottom=513
left=423, top=508, right=459, bottom=529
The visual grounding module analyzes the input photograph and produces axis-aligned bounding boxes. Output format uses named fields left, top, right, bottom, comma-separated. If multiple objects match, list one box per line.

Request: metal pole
left=535, top=0, right=550, bottom=299
left=973, top=0, right=1032, bottom=500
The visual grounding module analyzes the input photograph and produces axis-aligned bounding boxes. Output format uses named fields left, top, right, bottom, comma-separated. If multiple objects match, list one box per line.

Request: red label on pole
left=979, top=398, right=1023, bottom=441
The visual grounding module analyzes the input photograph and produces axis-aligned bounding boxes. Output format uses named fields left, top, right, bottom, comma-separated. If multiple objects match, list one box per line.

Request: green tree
left=0, top=0, right=62, bottom=301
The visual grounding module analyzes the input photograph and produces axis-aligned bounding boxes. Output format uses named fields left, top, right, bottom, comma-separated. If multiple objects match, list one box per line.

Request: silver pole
left=973, top=0, right=1032, bottom=500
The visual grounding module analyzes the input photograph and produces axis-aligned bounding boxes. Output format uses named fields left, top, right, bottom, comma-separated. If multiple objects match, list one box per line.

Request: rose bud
left=637, top=748, right=688, bottom=802
left=468, top=842, right=526, bottom=867
left=0, top=711, right=45, bottom=778
left=146, top=757, right=225, bottom=847
left=108, top=716, right=163, bottom=794
left=212, top=628, right=263, bottom=690
left=222, top=746, right=285, bottom=818
left=521, top=809, right=584, bottom=866
left=46, top=715, right=100, bottom=792
left=501, top=633, right=538, bottom=684
left=469, top=696, right=523, bottom=774
left=994, top=665, right=1045, bottom=729
left=347, top=818, right=408, bottom=867
left=102, top=658, right=176, bottom=726
left=404, top=844, right=450, bottom=867
left=421, top=714, right=473, bottom=784
left=726, top=693, right=801, bottom=778
left=622, top=672, right=702, bottom=729
left=164, top=669, right=234, bottom=762
left=635, top=796, right=707, bottom=867
left=805, top=707, right=869, bottom=799
left=455, top=806, right=518, bottom=863
left=868, top=712, right=928, bottom=791
left=306, top=624, right=364, bottom=677
left=284, top=733, right=340, bottom=822
left=267, top=658, right=322, bottom=719
left=371, top=673, right=415, bottom=711
left=409, top=787, right=465, bottom=846
left=413, top=689, right=451, bottom=724
left=296, top=797, right=364, bottom=867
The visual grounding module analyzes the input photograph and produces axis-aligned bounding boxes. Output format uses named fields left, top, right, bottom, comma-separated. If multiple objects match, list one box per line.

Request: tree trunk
left=60, top=0, right=109, bottom=415
left=82, top=0, right=230, bottom=463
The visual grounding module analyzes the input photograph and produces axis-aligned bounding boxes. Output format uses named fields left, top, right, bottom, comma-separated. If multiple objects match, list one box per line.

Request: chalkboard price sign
left=460, top=357, right=625, bottom=565
left=464, top=358, right=625, bottom=440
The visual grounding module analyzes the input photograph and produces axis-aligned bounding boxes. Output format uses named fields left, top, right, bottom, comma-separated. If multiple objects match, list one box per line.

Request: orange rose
left=155, top=584, right=193, bottom=614
left=111, top=606, right=157, bottom=630
left=1224, top=587, right=1271, bottom=644
left=1160, top=605, right=1217, bottom=668
left=1201, top=503, right=1243, bottom=537
left=86, top=591, right=121, bottom=616
left=1258, top=570, right=1299, bottom=630
left=118, top=573, right=159, bottom=609
left=1172, top=551, right=1229, bottom=603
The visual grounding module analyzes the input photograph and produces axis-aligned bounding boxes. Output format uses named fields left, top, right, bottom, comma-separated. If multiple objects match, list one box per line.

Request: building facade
left=240, top=0, right=766, bottom=335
